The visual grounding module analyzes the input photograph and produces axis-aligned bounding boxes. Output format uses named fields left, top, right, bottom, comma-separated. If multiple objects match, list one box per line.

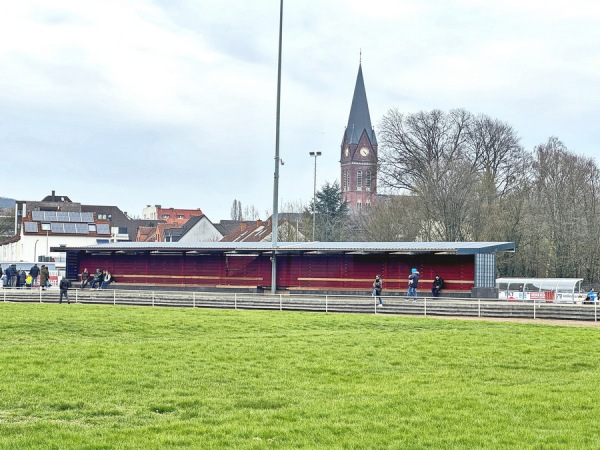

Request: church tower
left=340, top=62, right=377, bottom=213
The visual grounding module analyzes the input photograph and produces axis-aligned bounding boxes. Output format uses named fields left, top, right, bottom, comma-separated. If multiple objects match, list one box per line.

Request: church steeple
left=340, top=62, right=377, bottom=213
left=343, top=63, right=377, bottom=147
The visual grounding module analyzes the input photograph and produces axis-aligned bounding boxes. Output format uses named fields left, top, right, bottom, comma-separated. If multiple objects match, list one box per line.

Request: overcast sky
left=1, top=0, right=599, bottom=220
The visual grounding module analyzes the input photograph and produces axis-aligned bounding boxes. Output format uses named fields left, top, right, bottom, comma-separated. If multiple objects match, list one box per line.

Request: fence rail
left=1, top=287, right=599, bottom=322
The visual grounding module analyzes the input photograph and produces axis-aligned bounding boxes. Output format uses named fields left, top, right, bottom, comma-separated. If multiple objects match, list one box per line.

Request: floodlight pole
left=309, top=151, right=321, bottom=241
left=270, top=0, right=283, bottom=295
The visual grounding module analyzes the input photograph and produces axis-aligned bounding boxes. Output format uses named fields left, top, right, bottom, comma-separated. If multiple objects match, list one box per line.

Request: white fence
left=2, top=287, right=600, bottom=322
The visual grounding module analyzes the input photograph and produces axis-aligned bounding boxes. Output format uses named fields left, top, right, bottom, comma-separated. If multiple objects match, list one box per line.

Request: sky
left=1, top=0, right=599, bottom=221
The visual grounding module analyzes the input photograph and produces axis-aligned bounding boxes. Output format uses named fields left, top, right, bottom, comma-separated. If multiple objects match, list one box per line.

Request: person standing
left=408, top=268, right=420, bottom=301
left=40, top=265, right=50, bottom=290
left=432, top=274, right=445, bottom=297
left=59, top=277, right=71, bottom=304
left=30, top=264, right=40, bottom=287
left=373, top=275, right=383, bottom=307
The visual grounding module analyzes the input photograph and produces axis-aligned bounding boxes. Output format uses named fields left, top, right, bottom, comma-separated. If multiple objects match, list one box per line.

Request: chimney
left=240, top=223, right=247, bottom=231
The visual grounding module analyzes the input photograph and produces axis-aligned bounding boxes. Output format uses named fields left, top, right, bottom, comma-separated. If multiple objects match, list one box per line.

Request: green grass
left=1, top=303, right=600, bottom=449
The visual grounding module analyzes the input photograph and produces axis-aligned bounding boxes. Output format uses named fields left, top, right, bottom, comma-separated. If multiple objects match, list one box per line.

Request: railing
left=1, top=287, right=599, bottom=322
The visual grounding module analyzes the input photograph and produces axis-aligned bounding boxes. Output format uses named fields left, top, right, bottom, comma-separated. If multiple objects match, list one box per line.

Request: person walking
left=59, top=277, right=71, bottom=304
left=373, top=275, right=383, bottom=307
left=408, top=268, right=420, bottom=301
left=432, top=274, right=444, bottom=297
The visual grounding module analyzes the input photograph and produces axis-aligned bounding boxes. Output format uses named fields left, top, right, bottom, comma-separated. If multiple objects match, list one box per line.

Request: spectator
left=40, top=265, right=50, bottom=290
left=432, top=275, right=445, bottom=297
left=100, top=270, right=112, bottom=289
left=30, top=264, right=40, bottom=287
left=90, top=268, right=103, bottom=289
left=80, top=268, right=90, bottom=289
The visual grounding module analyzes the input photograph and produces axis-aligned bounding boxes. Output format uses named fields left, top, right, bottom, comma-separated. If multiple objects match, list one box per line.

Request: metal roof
left=52, top=241, right=515, bottom=255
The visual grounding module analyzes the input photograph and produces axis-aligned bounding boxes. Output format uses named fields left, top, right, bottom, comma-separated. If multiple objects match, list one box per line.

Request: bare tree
left=378, top=108, right=480, bottom=240
left=230, top=199, right=243, bottom=221
left=353, top=195, right=421, bottom=242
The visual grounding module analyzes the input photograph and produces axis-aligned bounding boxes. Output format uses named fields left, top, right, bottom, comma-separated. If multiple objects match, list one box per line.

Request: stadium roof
left=53, top=241, right=515, bottom=255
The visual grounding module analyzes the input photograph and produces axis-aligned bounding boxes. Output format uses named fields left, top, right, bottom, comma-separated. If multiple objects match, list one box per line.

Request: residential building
left=142, top=205, right=203, bottom=226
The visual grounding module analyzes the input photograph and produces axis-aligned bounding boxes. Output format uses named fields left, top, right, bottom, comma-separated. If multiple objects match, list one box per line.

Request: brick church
left=340, top=62, right=378, bottom=213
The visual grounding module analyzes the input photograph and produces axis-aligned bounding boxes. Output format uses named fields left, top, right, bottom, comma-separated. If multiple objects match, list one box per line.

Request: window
left=98, top=214, right=107, bottom=220
left=357, top=170, right=362, bottom=190
left=162, top=214, right=170, bottom=219
left=88, top=224, right=97, bottom=232
left=342, top=171, right=346, bottom=191
left=41, top=223, right=51, bottom=231
left=346, top=171, right=350, bottom=191
left=177, top=215, right=185, bottom=219
left=366, top=171, right=371, bottom=187
left=357, top=201, right=362, bottom=210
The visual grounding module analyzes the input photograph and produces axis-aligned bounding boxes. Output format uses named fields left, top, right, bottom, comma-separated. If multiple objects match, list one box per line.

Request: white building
left=0, top=210, right=111, bottom=270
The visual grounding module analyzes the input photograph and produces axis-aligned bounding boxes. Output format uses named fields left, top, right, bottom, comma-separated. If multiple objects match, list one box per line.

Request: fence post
left=75, top=289, right=78, bottom=304
left=193, top=292, right=196, bottom=308
left=40, top=286, right=43, bottom=303
left=595, top=301, right=597, bottom=322
left=113, top=290, right=116, bottom=305
left=533, top=299, right=536, bottom=320
left=424, top=296, right=427, bottom=316
left=279, top=294, right=282, bottom=311
left=478, top=297, right=481, bottom=318
left=234, top=293, right=237, bottom=310
left=325, top=294, right=328, bottom=313
left=152, top=291, right=155, bottom=307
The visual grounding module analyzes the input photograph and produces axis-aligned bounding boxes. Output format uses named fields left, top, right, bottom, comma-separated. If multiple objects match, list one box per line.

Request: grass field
left=1, top=303, right=600, bottom=449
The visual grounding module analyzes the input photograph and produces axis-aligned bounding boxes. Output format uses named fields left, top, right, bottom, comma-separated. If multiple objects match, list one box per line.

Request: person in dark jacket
left=40, top=265, right=50, bottom=290
left=372, top=275, right=383, bottom=306
left=80, top=268, right=90, bottom=289
left=59, top=277, right=71, bottom=304
left=432, top=275, right=445, bottom=297
left=408, top=268, right=420, bottom=301
left=30, top=264, right=40, bottom=287
left=90, top=268, right=103, bottom=289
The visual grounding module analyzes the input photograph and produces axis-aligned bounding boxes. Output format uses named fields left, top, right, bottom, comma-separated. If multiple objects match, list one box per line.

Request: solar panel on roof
left=64, top=223, right=77, bottom=233
left=24, top=222, right=38, bottom=233
left=57, top=212, right=69, bottom=221
left=81, top=212, right=94, bottom=222
left=32, top=211, right=44, bottom=221
left=97, top=224, right=110, bottom=235
left=51, top=222, right=63, bottom=233
left=75, top=223, right=88, bottom=234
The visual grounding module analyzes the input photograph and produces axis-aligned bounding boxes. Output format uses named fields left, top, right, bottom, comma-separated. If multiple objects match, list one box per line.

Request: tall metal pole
left=270, top=0, right=283, bottom=295
left=309, top=151, right=321, bottom=241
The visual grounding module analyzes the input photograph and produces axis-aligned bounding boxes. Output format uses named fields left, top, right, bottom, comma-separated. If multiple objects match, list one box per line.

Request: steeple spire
left=344, top=63, right=376, bottom=146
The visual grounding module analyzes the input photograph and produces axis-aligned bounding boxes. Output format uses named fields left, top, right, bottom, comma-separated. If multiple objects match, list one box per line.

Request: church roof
left=344, top=63, right=377, bottom=146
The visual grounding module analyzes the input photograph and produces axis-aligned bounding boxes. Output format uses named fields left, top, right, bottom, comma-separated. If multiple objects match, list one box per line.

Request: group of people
left=0, top=264, right=51, bottom=289
left=80, top=268, right=113, bottom=290
left=372, top=270, right=445, bottom=306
